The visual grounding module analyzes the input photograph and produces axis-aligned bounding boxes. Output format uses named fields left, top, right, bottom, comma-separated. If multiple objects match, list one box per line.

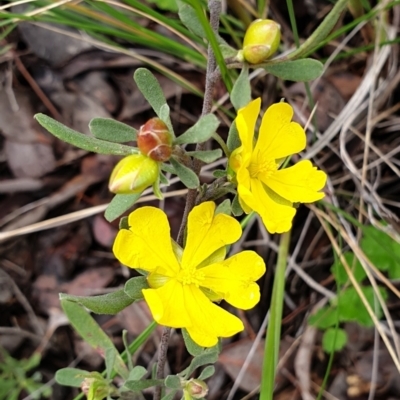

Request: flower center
left=176, top=266, right=204, bottom=287
left=249, top=156, right=277, bottom=179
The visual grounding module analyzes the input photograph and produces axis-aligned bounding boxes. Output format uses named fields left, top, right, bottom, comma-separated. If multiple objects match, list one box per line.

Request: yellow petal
left=113, top=207, right=179, bottom=274
left=182, top=202, right=242, bottom=269
left=250, top=179, right=296, bottom=233
left=236, top=98, right=261, bottom=152
left=184, top=285, right=244, bottom=347
left=255, top=102, right=306, bottom=160
left=144, top=281, right=244, bottom=347
left=142, top=280, right=191, bottom=327
left=266, top=160, right=327, bottom=203
left=201, top=251, right=266, bottom=309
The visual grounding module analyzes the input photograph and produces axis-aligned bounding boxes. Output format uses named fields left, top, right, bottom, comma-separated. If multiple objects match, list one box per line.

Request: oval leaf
left=231, top=65, right=251, bottom=111
left=169, top=158, right=199, bottom=189
left=186, top=149, right=222, bottom=163
left=265, top=58, right=324, bottom=82
left=55, top=368, right=91, bottom=388
left=59, top=289, right=135, bottom=315
left=124, top=277, right=149, bottom=300
left=174, top=114, right=220, bottom=145
left=177, top=0, right=205, bottom=38
left=104, top=193, right=141, bottom=222
left=35, top=114, right=135, bottom=155
left=89, top=118, right=137, bottom=143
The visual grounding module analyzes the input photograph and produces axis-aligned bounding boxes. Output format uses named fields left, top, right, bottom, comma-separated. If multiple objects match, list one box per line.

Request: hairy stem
left=154, top=2, right=223, bottom=398
left=177, top=0, right=222, bottom=245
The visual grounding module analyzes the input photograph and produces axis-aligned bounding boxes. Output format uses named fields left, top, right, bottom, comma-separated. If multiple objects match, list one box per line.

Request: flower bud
left=242, top=19, right=281, bottom=64
left=137, top=118, right=172, bottom=162
left=109, top=154, right=159, bottom=194
left=184, top=379, right=209, bottom=399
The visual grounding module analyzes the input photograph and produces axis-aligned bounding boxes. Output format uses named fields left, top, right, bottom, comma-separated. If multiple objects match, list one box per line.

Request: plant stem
left=260, top=230, right=291, bottom=400
left=154, top=2, right=222, bottom=397
left=177, top=0, right=222, bottom=245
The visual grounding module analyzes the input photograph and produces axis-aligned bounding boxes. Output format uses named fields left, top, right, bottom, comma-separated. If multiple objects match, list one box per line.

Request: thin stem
left=177, top=0, right=222, bottom=245
left=260, top=230, right=291, bottom=400
left=212, top=132, right=230, bottom=157
left=153, top=327, right=171, bottom=400
left=155, top=1, right=222, bottom=396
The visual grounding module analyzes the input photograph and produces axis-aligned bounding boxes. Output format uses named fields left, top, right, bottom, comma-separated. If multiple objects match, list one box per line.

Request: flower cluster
left=113, top=201, right=266, bottom=347
left=229, top=98, right=327, bottom=233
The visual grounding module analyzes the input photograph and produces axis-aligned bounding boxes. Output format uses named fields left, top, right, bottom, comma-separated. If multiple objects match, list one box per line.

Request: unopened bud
left=184, top=379, right=209, bottom=399
left=109, top=154, right=159, bottom=194
left=242, top=19, right=281, bottom=64
left=138, top=118, right=172, bottom=162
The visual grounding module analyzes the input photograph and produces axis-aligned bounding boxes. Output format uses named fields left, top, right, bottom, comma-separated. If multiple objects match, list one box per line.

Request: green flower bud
left=242, top=19, right=281, bottom=64
left=138, top=118, right=172, bottom=162
left=184, top=379, right=209, bottom=399
left=109, top=154, right=159, bottom=194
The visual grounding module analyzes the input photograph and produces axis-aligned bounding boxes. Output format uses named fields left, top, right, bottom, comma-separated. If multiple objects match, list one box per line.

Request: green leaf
left=124, top=276, right=149, bottom=300
left=213, top=169, right=227, bottom=178
left=322, top=328, right=347, bottom=354
left=331, top=252, right=366, bottom=285
left=128, top=366, right=147, bottom=381
left=182, top=328, right=204, bottom=356
left=89, top=118, right=137, bottom=143
left=308, top=306, right=337, bottom=329
left=215, top=199, right=231, bottom=216
left=174, top=114, right=220, bottom=145
left=134, top=68, right=167, bottom=118
left=198, top=365, right=215, bottom=380
left=182, top=351, right=219, bottom=379
left=227, top=121, right=240, bottom=152
left=60, top=299, right=128, bottom=380
left=123, top=379, right=163, bottom=391
left=231, top=194, right=243, bottom=216
left=265, top=59, right=324, bottom=82
left=105, top=347, right=117, bottom=380
left=161, top=390, right=179, bottom=400
left=164, top=375, right=181, bottom=389
left=219, top=42, right=238, bottom=59
left=104, top=193, right=141, bottom=222
left=170, top=157, right=199, bottom=189
left=35, top=114, right=136, bottom=156
left=177, top=0, right=205, bottom=38
left=230, top=65, right=251, bottom=111
left=361, top=225, right=400, bottom=279
left=336, top=286, right=387, bottom=326
left=55, top=368, right=92, bottom=388
left=186, top=149, right=222, bottom=163
left=59, top=289, right=135, bottom=315
left=147, top=0, right=178, bottom=12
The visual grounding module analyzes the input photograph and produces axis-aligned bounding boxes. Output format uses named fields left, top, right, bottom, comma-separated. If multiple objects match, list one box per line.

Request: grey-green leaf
left=124, top=379, right=162, bottom=391
left=177, top=0, right=205, bottom=38
left=182, top=328, right=204, bottom=356
left=265, top=58, right=324, bottom=82
left=59, top=289, right=135, bottom=315
left=128, top=366, right=147, bottom=381
left=186, top=149, right=222, bottom=163
left=35, top=114, right=135, bottom=155
left=215, top=199, right=231, bottom=216
left=89, top=118, right=137, bottom=143
left=198, top=365, right=215, bottom=380
left=164, top=375, right=181, bottom=389
left=232, top=194, right=243, bottom=216
left=104, top=193, right=141, bottom=222
left=134, top=68, right=167, bottom=118
left=182, top=351, right=219, bottom=379
left=124, top=276, right=149, bottom=300
left=227, top=121, right=240, bottom=152
left=170, top=158, right=199, bottom=189
left=174, top=114, right=220, bottom=145
left=231, top=65, right=251, bottom=111
left=55, top=368, right=91, bottom=388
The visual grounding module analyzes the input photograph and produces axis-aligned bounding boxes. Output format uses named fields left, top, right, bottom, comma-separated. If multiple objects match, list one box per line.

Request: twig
left=155, top=2, right=223, bottom=398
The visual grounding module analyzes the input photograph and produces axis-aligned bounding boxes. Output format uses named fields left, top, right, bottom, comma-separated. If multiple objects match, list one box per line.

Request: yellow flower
left=229, top=98, right=327, bottom=234
left=113, top=201, right=265, bottom=347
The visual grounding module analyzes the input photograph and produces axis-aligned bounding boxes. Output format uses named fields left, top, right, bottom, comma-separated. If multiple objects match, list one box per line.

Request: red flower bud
left=137, top=118, right=172, bottom=162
